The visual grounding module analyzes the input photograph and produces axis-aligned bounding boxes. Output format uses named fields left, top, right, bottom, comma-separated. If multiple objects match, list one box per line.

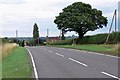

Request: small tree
left=33, top=23, right=39, bottom=45
left=54, top=2, right=108, bottom=39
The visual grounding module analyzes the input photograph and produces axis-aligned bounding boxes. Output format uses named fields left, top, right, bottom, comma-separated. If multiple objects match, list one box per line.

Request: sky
left=0, top=0, right=119, bottom=37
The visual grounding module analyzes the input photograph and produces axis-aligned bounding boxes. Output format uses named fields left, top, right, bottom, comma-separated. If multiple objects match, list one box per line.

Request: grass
left=1, top=43, right=17, bottom=60
left=2, top=47, right=32, bottom=78
left=52, top=44, right=120, bottom=57
left=0, top=43, right=17, bottom=79
left=0, top=44, right=2, bottom=79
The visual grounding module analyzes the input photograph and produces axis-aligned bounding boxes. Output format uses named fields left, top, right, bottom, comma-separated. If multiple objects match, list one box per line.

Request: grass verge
left=51, top=44, right=120, bottom=57
left=1, top=43, right=17, bottom=60
left=2, top=47, right=32, bottom=78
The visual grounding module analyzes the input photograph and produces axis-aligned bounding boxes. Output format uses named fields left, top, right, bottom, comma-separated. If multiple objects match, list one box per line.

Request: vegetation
left=75, top=31, right=119, bottom=44
left=49, top=32, right=120, bottom=45
left=53, top=44, right=120, bottom=56
left=33, top=23, right=40, bottom=45
left=1, top=37, right=9, bottom=44
left=2, top=47, right=32, bottom=78
left=1, top=43, right=17, bottom=60
left=54, top=2, right=108, bottom=39
left=49, top=39, right=72, bottom=45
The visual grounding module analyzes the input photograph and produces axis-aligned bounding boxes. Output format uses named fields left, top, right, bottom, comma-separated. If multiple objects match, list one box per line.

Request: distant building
left=46, top=37, right=60, bottom=42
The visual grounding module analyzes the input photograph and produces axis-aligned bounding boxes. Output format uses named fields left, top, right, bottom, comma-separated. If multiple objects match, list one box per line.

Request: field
left=52, top=44, right=120, bottom=56
left=2, top=46, right=32, bottom=78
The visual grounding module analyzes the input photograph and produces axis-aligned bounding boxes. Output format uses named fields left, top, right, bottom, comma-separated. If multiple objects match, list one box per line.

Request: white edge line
left=26, top=49, right=39, bottom=80
left=105, top=54, right=119, bottom=58
left=81, top=50, right=119, bottom=59
left=56, top=53, right=64, bottom=57
left=101, top=71, right=119, bottom=79
left=68, top=58, right=88, bottom=67
left=57, top=47, right=119, bottom=59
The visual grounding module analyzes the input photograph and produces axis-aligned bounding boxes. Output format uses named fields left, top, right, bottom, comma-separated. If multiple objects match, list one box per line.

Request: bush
left=49, top=39, right=73, bottom=45
left=75, top=31, right=120, bottom=44
left=49, top=32, right=120, bottom=45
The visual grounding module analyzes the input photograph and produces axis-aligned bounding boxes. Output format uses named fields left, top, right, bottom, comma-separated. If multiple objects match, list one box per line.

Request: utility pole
left=115, top=9, right=117, bottom=32
left=47, top=29, right=49, bottom=37
left=105, top=9, right=117, bottom=44
left=46, top=29, right=49, bottom=44
left=16, top=30, right=18, bottom=44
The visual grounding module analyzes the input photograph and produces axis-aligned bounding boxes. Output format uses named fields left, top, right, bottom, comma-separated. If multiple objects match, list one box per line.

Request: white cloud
left=0, top=0, right=25, bottom=4
left=0, top=0, right=119, bottom=37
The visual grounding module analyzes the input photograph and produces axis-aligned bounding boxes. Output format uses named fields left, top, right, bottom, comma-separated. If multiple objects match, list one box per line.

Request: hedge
left=49, top=31, right=120, bottom=45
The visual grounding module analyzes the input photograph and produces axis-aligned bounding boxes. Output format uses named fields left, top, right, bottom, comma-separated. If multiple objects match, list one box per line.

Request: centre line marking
left=68, top=58, right=88, bottom=67
left=101, top=71, right=120, bottom=79
left=48, top=50, right=53, bottom=52
left=44, top=49, right=47, bottom=50
left=56, top=53, right=64, bottom=57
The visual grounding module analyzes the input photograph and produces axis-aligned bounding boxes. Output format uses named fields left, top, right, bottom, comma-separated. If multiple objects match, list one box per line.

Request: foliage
left=54, top=2, right=108, bottom=38
left=33, top=23, right=40, bottom=45
left=33, top=23, right=39, bottom=39
left=49, top=39, right=72, bottom=45
left=1, top=37, right=9, bottom=43
left=49, top=32, right=120, bottom=45
left=75, top=32, right=120, bottom=44
left=55, top=44, right=119, bottom=56
left=9, top=38, right=18, bottom=43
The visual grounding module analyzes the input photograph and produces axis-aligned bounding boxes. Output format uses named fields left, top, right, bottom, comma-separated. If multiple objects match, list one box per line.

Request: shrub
left=49, top=32, right=120, bottom=45
left=49, top=39, right=73, bottom=45
left=75, top=32, right=120, bottom=44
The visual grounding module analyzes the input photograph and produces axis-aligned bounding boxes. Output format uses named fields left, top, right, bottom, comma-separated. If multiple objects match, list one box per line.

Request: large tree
left=54, top=2, right=108, bottom=38
left=33, top=23, right=39, bottom=45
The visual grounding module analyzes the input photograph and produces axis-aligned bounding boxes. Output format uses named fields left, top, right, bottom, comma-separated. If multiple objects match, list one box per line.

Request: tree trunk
left=78, top=33, right=84, bottom=39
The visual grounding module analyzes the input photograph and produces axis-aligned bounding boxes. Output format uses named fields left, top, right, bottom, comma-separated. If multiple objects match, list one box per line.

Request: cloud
left=0, top=0, right=119, bottom=37
left=0, top=0, right=25, bottom=4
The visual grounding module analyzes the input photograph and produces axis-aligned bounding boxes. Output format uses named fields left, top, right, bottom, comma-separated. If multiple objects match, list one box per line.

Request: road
left=26, top=46, right=119, bottom=79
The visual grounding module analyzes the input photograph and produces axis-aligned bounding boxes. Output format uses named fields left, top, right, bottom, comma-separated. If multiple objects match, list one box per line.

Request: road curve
left=26, top=46, right=119, bottom=79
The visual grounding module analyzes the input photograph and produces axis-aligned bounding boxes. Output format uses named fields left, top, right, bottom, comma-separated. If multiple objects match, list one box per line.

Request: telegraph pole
left=115, top=9, right=117, bottom=32
left=16, top=30, right=18, bottom=44
left=105, top=9, right=117, bottom=44
left=46, top=29, right=49, bottom=44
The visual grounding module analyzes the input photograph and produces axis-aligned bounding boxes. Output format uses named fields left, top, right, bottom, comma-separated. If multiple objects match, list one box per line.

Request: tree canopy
left=33, top=23, right=39, bottom=39
left=33, top=23, right=40, bottom=45
left=54, top=2, right=108, bottom=38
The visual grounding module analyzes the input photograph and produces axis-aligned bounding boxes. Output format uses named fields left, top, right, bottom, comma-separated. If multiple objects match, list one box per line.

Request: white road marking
left=61, top=47, right=120, bottom=59
left=48, top=50, right=53, bottom=52
left=101, top=71, right=120, bottom=79
left=87, top=52, right=104, bottom=55
left=105, top=54, right=119, bottom=59
left=26, top=49, right=39, bottom=80
left=44, top=49, right=47, bottom=50
left=55, top=53, right=65, bottom=57
left=68, top=58, right=88, bottom=67
left=80, top=50, right=119, bottom=58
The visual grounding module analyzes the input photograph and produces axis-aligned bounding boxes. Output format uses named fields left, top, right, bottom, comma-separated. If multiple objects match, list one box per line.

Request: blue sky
left=0, top=0, right=119, bottom=37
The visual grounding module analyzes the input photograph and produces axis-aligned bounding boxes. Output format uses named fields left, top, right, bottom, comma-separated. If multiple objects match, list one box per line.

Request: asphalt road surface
left=26, top=46, right=119, bottom=79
